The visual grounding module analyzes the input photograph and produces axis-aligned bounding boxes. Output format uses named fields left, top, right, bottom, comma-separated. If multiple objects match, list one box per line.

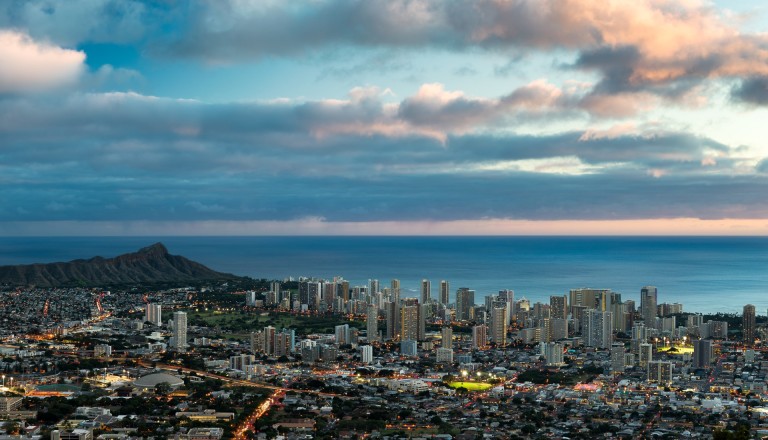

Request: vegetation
left=187, top=310, right=365, bottom=335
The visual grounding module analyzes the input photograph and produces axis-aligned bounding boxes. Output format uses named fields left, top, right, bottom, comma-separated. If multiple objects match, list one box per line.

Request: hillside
left=0, top=242, right=240, bottom=287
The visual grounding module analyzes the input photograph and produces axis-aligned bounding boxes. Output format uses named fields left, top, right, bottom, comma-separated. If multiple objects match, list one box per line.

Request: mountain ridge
left=0, top=242, right=240, bottom=287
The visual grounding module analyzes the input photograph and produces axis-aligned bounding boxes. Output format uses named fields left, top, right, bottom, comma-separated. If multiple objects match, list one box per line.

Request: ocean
left=0, top=236, right=766, bottom=315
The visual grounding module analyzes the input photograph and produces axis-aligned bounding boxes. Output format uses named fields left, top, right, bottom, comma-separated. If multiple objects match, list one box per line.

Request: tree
left=4, top=421, right=19, bottom=435
left=155, top=382, right=172, bottom=395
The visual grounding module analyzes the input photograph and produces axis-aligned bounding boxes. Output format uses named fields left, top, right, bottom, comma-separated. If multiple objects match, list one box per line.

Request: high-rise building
left=491, top=306, right=507, bottom=346
left=360, top=345, right=373, bottom=364
left=145, top=304, right=162, bottom=326
left=569, top=288, right=611, bottom=311
left=532, top=302, right=550, bottom=320
left=550, top=295, right=568, bottom=320
left=702, top=320, right=728, bottom=339
left=421, top=279, right=431, bottom=304
left=436, top=347, right=453, bottom=363
left=337, top=280, right=350, bottom=303
left=499, top=289, right=515, bottom=322
left=369, top=279, right=380, bottom=295
left=693, top=339, right=712, bottom=369
left=687, top=314, right=704, bottom=329
left=400, top=340, right=417, bottom=356
left=472, top=324, right=487, bottom=349
left=274, top=329, right=295, bottom=356
left=648, top=361, right=673, bottom=384
left=611, top=343, right=626, bottom=373
left=323, top=283, right=336, bottom=312
left=172, top=311, right=187, bottom=351
left=263, top=326, right=276, bottom=355
left=366, top=304, right=378, bottom=342
left=550, top=318, right=568, bottom=341
left=658, top=303, right=683, bottom=316
left=441, top=326, right=453, bottom=348
left=400, top=304, right=420, bottom=342
left=439, top=280, right=450, bottom=305
left=744, top=304, right=756, bottom=346
left=640, top=286, right=658, bottom=329
left=455, top=288, right=475, bottom=321
left=583, top=310, right=612, bottom=348
left=639, top=343, right=652, bottom=368
left=418, top=303, right=428, bottom=341
left=540, top=342, right=565, bottom=366
left=335, top=324, right=350, bottom=345
left=391, top=279, right=401, bottom=304
left=385, top=301, right=399, bottom=340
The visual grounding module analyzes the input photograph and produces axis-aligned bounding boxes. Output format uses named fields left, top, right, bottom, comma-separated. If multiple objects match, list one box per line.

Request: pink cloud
left=0, top=30, right=85, bottom=93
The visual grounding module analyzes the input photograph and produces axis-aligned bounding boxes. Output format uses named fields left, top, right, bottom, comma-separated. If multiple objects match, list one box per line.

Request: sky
left=3, top=0, right=768, bottom=236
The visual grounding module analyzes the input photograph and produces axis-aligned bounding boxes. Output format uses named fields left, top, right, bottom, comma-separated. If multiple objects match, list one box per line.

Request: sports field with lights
left=656, top=345, right=694, bottom=355
left=447, top=381, right=493, bottom=391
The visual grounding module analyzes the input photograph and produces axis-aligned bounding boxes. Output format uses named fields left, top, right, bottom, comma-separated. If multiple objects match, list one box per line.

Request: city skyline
left=3, top=1, right=768, bottom=235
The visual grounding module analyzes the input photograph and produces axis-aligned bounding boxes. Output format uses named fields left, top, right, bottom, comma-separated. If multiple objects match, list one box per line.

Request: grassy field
left=447, top=381, right=493, bottom=391
left=186, top=309, right=366, bottom=338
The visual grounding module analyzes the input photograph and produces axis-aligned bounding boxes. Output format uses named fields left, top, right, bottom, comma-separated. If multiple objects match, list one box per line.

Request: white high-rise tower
left=145, top=304, right=162, bottom=326
left=173, top=311, right=187, bottom=351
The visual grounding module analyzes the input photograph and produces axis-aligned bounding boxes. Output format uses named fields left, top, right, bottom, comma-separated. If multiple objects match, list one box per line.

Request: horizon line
left=1, top=217, right=768, bottom=236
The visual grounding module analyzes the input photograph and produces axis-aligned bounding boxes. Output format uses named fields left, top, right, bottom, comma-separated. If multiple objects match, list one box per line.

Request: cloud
left=0, top=30, right=85, bottom=92
left=0, top=88, right=762, bottom=224
left=0, top=0, right=153, bottom=46
left=732, top=76, right=768, bottom=105
left=5, top=1, right=768, bottom=107
left=131, top=0, right=768, bottom=105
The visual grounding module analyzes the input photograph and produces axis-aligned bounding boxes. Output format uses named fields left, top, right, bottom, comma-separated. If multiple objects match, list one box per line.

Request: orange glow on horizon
left=5, top=218, right=768, bottom=236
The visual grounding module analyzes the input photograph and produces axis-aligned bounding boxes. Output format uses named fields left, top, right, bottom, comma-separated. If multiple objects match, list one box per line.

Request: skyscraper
left=145, top=303, right=162, bottom=326
left=385, top=301, right=399, bottom=341
left=335, top=324, right=350, bottom=345
left=744, top=304, right=756, bottom=346
left=366, top=304, right=379, bottom=342
left=648, top=361, right=673, bottom=384
left=391, top=279, right=401, bottom=304
left=441, top=326, right=453, bottom=348
left=263, top=326, right=276, bottom=355
left=541, top=342, right=565, bottom=366
left=439, top=280, right=450, bottom=305
left=491, top=306, right=507, bottom=346
left=369, top=279, right=380, bottom=295
left=472, top=324, right=487, bottom=349
left=550, top=295, right=567, bottom=320
left=639, top=343, right=652, bottom=368
left=421, top=279, right=431, bottom=304
left=640, top=286, right=658, bottom=329
left=172, top=311, right=187, bottom=351
left=583, top=309, right=612, bottom=348
left=455, top=288, right=475, bottom=321
left=400, top=304, right=420, bottom=342
left=693, top=339, right=712, bottom=369
left=360, top=345, right=373, bottom=364
left=499, top=289, right=515, bottom=322
left=569, top=288, right=611, bottom=311
left=611, top=343, right=626, bottom=373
